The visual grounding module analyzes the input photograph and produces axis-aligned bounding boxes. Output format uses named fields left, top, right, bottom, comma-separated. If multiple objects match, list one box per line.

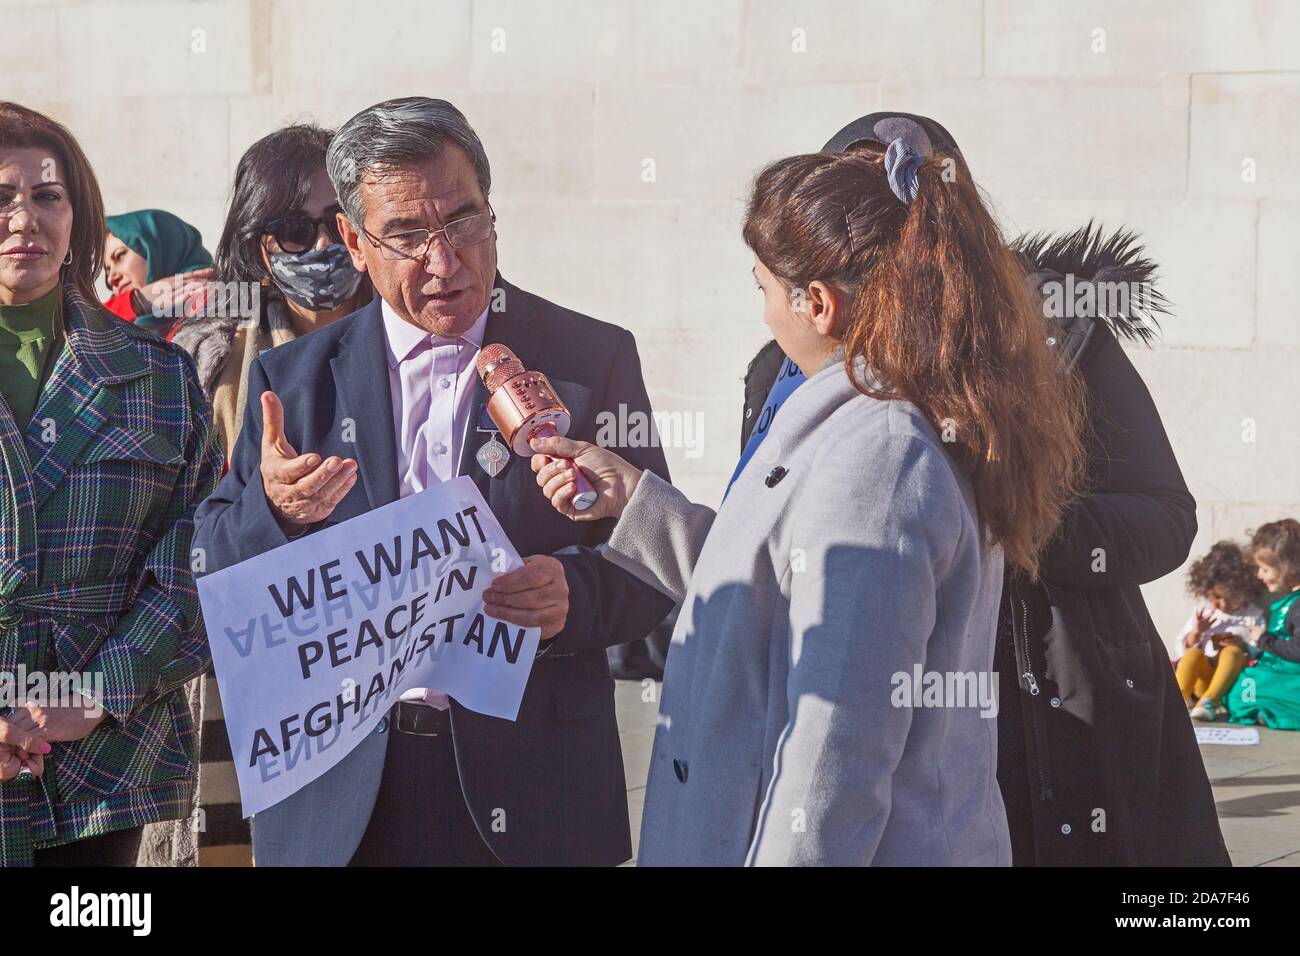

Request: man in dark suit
left=192, top=96, right=672, bottom=866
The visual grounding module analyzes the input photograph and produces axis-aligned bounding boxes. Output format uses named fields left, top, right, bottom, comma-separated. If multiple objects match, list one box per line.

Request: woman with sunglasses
left=173, top=123, right=372, bottom=463
left=161, top=123, right=371, bottom=868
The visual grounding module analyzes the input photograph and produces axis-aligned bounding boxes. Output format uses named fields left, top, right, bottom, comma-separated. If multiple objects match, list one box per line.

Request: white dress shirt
left=381, top=298, right=489, bottom=709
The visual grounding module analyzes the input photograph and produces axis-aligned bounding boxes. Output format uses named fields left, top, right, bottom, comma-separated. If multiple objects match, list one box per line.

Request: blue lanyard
left=724, top=356, right=805, bottom=500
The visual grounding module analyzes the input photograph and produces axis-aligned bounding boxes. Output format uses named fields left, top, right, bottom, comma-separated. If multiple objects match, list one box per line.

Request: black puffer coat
left=738, top=225, right=1229, bottom=866
left=998, top=226, right=1227, bottom=865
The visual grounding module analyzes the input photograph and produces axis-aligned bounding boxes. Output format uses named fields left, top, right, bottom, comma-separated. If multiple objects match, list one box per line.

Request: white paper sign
left=1194, top=726, right=1260, bottom=746
left=196, top=477, right=541, bottom=817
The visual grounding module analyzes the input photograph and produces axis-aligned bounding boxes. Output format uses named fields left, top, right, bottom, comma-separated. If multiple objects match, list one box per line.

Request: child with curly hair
left=1175, top=541, right=1267, bottom=721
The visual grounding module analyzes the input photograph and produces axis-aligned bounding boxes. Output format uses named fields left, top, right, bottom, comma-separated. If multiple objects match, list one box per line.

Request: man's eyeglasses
left=264, top=204, right=345, bottom=253
left=362, top=206, right=496, bottom=261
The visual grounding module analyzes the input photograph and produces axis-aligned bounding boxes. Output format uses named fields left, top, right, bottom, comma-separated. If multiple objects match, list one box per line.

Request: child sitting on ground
left=1226, top=520, right=1300, bottom=730
left=1174, top=541, right=1266, bottom=721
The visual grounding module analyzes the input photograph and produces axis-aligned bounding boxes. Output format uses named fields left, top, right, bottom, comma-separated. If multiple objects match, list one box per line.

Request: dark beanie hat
left=822, top=111, right=963, bottom=159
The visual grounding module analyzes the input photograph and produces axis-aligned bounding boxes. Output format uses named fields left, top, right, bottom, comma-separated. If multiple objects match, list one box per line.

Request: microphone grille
left=476, top=343, right=525, bottom=392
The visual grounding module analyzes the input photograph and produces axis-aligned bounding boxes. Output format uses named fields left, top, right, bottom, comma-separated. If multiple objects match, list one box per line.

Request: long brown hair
left=0, top=101, right=107, bottom=305
left=743, top=145, right=1086, bottom=576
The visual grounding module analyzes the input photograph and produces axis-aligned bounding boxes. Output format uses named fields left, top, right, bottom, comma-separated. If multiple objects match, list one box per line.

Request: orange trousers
left=1176, top=644, right=1248, bottom=704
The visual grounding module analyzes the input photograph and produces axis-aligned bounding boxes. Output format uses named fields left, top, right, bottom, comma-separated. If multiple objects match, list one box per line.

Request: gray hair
left=326, top=96, right=492, bottom=229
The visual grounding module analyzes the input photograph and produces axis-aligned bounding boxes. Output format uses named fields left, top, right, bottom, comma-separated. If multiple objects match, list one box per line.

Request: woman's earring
left=62, top=250, right=73, bottom=266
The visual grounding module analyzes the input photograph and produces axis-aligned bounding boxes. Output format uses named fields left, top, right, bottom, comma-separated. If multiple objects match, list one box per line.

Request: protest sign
left=195, top=477, right=540, bottom=817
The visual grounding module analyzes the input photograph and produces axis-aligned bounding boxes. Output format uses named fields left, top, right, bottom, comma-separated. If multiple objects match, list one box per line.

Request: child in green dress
left=1227, top=520, right=1300, bottom=730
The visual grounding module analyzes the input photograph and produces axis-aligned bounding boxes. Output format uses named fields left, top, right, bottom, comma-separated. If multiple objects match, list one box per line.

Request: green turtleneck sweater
left=0, top=285, right=62, bottom=431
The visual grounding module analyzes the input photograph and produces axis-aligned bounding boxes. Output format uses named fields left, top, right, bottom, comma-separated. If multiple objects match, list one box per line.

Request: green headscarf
left=105, top=209, right=212, bottom=283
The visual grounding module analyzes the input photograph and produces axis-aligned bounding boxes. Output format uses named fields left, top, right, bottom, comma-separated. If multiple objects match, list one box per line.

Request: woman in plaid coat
left=0, top=102, right=221, bottom=866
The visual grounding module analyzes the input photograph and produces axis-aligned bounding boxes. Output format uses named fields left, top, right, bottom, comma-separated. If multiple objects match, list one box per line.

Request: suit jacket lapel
left=25, top=288, right=146, bottom=513
left=330, top=300, right=399, bottom=511
left=456, top=274, right=545, bottom=500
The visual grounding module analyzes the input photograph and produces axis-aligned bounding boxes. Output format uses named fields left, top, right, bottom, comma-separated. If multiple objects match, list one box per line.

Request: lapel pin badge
left=477, top=433, right=510, bottom=478
left=475, top=402, right=510, bottom=478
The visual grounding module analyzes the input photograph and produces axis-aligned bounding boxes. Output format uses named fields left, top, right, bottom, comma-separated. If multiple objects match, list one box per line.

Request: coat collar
left=331, top=296, right=397, bottom=510
left=381, top=297, right=489, bottom=366
left=53, top=285, right=151, bottom=387
left=27, top=285, right=151, bottom=468
left=1, top=286, right=153, bottom=580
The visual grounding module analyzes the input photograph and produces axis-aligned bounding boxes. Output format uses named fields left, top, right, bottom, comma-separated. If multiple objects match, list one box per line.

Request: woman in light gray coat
left=531, top=134, right=1086, bottom=865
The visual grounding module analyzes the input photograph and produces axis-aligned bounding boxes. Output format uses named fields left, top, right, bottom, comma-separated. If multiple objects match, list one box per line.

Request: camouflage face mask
left=268, top=243, right=363, bottom=312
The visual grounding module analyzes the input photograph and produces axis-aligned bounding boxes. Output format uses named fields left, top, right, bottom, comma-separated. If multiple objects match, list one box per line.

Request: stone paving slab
left=615, top=681, right=1300, bottom=866
left=1201, top=724, right=1300, bottom=866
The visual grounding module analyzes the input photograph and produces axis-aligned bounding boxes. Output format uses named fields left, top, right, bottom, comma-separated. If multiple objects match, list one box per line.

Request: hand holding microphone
left=473, top=344, right=641, bottom=521
left=530, top=435, right=642, bottom=522
left=475, top=344, right=601, bottom=508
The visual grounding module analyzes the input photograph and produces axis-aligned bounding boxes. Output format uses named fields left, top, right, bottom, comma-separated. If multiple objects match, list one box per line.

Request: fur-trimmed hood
left=1011, top=221, right=1171, bottom=348
left=170, top=309, right=242, bottom=398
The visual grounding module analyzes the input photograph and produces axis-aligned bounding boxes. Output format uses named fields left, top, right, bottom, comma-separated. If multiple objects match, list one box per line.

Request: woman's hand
left=0, top=716, right=51, bottom=780
left=530, top=435, right=641, bottom=522
left=8, top=694, right=106, bottom=745
left=138, top=266, right=215, bottom=318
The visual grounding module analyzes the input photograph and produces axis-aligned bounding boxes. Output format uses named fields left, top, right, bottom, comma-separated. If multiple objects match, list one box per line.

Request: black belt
left=391, top=700, right=453, bottom=737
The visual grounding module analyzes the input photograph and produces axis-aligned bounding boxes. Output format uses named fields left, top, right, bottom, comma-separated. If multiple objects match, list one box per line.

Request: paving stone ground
left=614, top=681, right=1300, bottom=866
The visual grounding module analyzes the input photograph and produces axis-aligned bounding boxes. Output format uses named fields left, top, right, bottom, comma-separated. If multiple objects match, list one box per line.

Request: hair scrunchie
left=884, top=137, right=925, bottom=205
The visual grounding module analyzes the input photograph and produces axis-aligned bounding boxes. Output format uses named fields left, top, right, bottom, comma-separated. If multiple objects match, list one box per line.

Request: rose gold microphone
left=475, top=344, right=598, bottom=511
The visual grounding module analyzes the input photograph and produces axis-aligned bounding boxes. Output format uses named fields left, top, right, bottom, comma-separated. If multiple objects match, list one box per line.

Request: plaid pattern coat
left=0, top=286, right=221, bottom=866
